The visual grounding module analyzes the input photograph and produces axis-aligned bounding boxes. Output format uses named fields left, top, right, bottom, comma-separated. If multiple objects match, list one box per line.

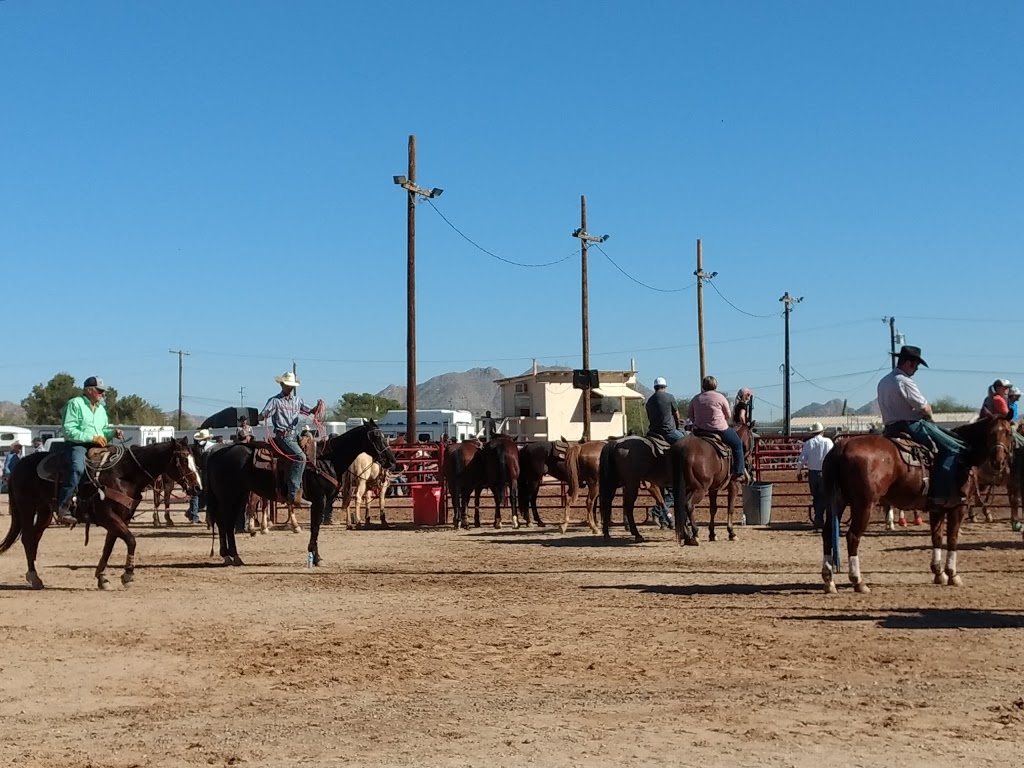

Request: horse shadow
left=581, top=581, right=814, bottom=596
left=474, top=533, right=645, bottom=548
left=785, top=608, right=1024, bottom=630
left=882, top=539, right=1023, bottom=553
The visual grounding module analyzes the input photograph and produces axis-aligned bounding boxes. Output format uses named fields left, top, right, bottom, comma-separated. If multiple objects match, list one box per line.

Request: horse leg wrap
left=930, top=548, right=943, bottom=575
left=944, top=550, right=957, bottom=576
left=848, top=555, right=861, bottom=584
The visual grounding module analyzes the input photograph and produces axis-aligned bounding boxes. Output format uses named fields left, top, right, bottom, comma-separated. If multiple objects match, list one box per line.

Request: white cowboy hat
left=193, top=428, right=214, bottom=442
left=274, top=371, right=301, bottom=387
left=809, top=422, right=824, bottom=434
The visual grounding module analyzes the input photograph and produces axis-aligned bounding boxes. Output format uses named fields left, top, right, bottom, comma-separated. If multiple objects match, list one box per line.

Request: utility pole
left=292, top=360, right=297, bottom=378
left=239, top=386, right=245, bottom=408
left=572, top=195, right=609, bottom=442
left=169, top=349, right=190, bottom=430
left=779, top=293, right=803, bottom=436
left=883, top=316, right=898, bottom=367
left=393, top=135, right=443, bottom=445
left=693, top=239, right=718, bottom=384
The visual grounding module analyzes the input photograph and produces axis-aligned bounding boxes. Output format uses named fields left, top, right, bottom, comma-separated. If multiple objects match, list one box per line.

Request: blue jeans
left=56, top=444, right=87, bottom=510
left=903, top=420, right=966, bottom=499
left=716, top=428, right=745, bottom=476
left=273, top=436, right=305, bottom=498
left=808, top=470, right=825, bottom=528
left=188, top=495, right=201, bottom=522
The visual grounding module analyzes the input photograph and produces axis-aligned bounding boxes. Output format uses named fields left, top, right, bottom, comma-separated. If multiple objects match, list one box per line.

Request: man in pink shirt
left=687, top=375, right=746, bottom=481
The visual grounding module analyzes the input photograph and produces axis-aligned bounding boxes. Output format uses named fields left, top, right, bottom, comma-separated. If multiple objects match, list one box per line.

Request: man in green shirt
left=56, top=376, right=124, bottom=525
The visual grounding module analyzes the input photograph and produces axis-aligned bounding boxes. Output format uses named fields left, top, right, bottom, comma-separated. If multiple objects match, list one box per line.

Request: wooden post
left=580, top=195, right=591, bottom=442
left=406, top=135, right=417, bottom=446
left=696, top=239, right=706, bottom=383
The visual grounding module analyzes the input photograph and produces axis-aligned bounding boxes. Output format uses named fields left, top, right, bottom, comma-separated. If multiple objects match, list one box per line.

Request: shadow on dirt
left=883, top=539, right=1023, bottom=553
left=785, top=607, right=1024, bottom=630
left=581, top=581, right=814, bottom=596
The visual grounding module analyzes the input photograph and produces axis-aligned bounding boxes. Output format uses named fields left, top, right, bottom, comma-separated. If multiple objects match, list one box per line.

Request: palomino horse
left=670, top=425, right=753, bottom=546
left=341, top=452, right=392, bottom=529
left=479, top=435, right=520, bottom=528
left=820, top=415, right=1014, bottom=593
left=599, top=435, right=681, bottom=542
left=443, top=440, right=485, bottom=529
left=205, top=422, right=394, bottom=566
left=1, top=439, right=201, bottom=589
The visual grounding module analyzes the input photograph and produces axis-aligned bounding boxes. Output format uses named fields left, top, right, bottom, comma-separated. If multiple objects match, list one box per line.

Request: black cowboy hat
left=238, top=415, right=249, bottom=423
left=898, top=345, right=928, bottom=367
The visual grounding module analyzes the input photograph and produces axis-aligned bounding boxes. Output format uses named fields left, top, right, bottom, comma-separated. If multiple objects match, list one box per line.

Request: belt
left=274, top=430, right=294, bottom=438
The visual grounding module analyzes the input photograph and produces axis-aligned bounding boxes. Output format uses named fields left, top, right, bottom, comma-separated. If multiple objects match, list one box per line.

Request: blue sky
left=2, top=1, right=1021, bottom=421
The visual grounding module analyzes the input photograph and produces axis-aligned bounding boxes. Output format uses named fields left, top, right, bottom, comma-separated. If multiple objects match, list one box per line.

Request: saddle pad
left=634, top=433, right=671, bottom=456
left=253, top=447, right=277, bottom=471
left=551, top=439, right=570, bottom=461
left=888, top=436, right=934, bottom=468
left=36, top=452, right=63, bottom=483
left=692, top=430, right=731, bottom=459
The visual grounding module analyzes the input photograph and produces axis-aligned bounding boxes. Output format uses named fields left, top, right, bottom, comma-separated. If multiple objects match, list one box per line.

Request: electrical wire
left=790, top=363, right=889, bottom=395
left=591, top=243, right=695, bottom=293
left=706, top=280, right=779, bottom=318
left=425, top=199, right=573, bottom=268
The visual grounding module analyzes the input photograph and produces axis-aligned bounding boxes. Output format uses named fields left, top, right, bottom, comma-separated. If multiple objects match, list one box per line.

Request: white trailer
left=377, top=409, right=476, bottom=442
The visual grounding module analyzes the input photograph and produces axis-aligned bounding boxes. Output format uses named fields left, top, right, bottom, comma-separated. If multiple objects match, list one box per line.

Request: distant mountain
left=0, top=400, right=26, bottom=424
left=377, top=367, right=505, bottom=415
left=853, top=399, right=880, bottom=416
left=792, top=398, right=880, bottom=418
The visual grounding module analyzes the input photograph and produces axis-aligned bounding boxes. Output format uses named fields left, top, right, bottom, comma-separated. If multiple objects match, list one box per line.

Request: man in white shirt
left=797, top=422, right=834, bottom=530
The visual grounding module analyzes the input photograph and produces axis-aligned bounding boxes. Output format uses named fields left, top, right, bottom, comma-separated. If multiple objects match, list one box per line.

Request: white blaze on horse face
left=187, top=453, right=202, bottom=489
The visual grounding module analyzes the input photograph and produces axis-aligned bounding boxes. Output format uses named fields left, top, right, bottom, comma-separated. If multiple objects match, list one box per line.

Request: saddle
left=886, top=434, right=936, bottom=469
left=644, top=433, right=673, bottom=457
left=692, top=429, right=732, bottom=459
left=551, top=438, right=571, bottom=462
left=36, top=445, right=125, bottom=483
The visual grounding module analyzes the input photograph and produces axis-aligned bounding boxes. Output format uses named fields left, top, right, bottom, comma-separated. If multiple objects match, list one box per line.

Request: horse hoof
left=708, top=532, right=717, bottom=543
left=231, top=556, right=245, bottom=567
left=934, top=571, right=949, bottom=586
left=948, top=573, right=963, bottom=587
left=165, top=519, right=174, bottom=527
left=25, top=572, right=43, bottom=590
left=313, top=555, right=323, bottom=567
left=380, top=522, right=390, bottom=530
left=728, top=530, right=737, bottom=541
left=824, top=581, right=838, bottom=594
left=121, top=572, right=134, bottom=587
left=98, top=578, right=111, bottom=591
left=222, top=556, right=234, bottom=566
left=535, top=520, right=546, bottom=527
left=493, top=520, right=501, bottom=529
left=853, top=581, right=871, bottom=594
left=683, top=537, right=699, bottom=547
left=559, top=523, right=568, bottom=535
left=512, top=517, right=520, bottom=530
left=632, top=534, right=645, bottom=544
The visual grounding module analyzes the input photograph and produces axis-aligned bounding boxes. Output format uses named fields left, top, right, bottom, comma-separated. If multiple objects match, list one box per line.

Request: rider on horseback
left=259, top=372, right=324, bottom=505
left=645, top=377, right=684, bottom=527
left=687, top=376, right=747, bottom=482
left=56, top=376, right=125, bottom=525
left=733, top=387, right=754, bottom=427
left=877, top=345, right=966, bottom=508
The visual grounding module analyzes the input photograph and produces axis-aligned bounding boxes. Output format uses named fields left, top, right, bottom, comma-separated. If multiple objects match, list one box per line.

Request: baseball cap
left=83, top=376, right=107, bottom=392
left=653, top=377, right=668, bottom=388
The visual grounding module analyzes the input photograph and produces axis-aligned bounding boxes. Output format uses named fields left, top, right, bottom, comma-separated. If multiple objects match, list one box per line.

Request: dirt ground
left=2, top=496, right=1024, bottom=768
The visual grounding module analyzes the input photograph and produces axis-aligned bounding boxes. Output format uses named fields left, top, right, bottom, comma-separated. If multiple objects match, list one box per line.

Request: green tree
left=932, top=396, right=972, bottom=414
left=625, top=399, right=648, bottom=434
left=108, top=394, right=167, bottom=425
left=21, top=373, right=78, bottom=424
left=328, top=393, right=401, bottom=421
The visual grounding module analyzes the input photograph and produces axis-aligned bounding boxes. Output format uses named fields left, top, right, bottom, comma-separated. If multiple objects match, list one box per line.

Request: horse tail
left=671, top=441, right=694, bottom=543
left=565, top=443, right=582, bottom=498
left=495, top=445, right=507, bottom=510
left=598, top=442, right=617, bottom=538
left=821, top=444, right=843, bottom=570
left=452, top=448, right=465, bottom=520
left=0, top=481, right=23, bottom=556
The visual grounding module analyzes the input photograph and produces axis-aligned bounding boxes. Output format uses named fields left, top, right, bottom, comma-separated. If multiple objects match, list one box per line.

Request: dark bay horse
left=599, top=436, right=678, bottom=542
left=443, top=440, right=485, bottom=529
left=518, top=440, right=572, bottom=528
left=0, top=439, right=201, bottom=589
left=205, top=421, right=395, bottom=566
left=821, top=415, right=1014, bottom=593
left=479, top=435, right=520, bottom=528
left=670, top=425, right=753, bottom=546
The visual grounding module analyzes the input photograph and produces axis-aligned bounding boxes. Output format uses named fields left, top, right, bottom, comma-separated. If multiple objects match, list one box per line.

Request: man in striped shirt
left=260, top=372, right=324, bottom=504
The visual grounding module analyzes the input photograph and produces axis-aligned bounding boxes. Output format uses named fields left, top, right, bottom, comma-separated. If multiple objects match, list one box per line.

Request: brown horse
left=443, top=440, right=485, bottom=529
left=820, top=415, right=1014, bottom=593
left=479, top=435, right=520, bottom=528
left=967, top=427, right=1024, bottom=526
left=670, top=425, right=753, bottom=546
left=0, top=439, right=202, bottom=589
left=151, top=473, right=175, bottom=526
left=599, top=435, right=680, bottom=542
left=517, top=440, right=569, bottom=528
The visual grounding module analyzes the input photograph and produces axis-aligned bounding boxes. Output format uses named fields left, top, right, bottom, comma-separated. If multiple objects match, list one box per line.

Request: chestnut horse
left=479, top=435, right=520, bottom=528
left=670, top=425, right=753, bottom=546
left=820, top=415, right=1014, bottom=593
left=443, top=440, right=485, bottom=529
left=967, top=425, right=1024, bottom=526
left=1, top=439, right=202, bottom=589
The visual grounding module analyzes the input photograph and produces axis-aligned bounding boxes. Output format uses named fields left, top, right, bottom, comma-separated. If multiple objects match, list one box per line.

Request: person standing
left=797, top=423, right=834, bottom=530
left=3, top=442, right=23, bottom=495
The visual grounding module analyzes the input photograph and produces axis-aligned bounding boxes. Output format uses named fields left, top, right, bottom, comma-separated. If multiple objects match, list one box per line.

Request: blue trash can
left=742, top=482, right=773, bottom=526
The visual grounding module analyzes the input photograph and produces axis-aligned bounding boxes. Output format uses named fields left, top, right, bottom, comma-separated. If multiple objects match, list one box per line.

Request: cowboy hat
left=193, top=428, right=214, bottom=442
left=274, top=371, right=301, bottom=387
left=809, top=422, right=824, bottom=434
left=238, top=414, right=249, bottom=422
left=897, top=345, right=928, bottom=368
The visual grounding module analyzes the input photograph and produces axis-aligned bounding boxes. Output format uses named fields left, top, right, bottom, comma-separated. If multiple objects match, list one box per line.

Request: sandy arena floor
left=1, top=499, right=1023, bottom=768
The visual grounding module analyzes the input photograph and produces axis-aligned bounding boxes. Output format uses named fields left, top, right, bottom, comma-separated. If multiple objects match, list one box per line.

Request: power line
left=790, top=363, right=889, bottom=396
left=592, top=243, right=695, bottom=293
left=707, top=280, right=779, bottom=318
left=425, top=199, right=573, bottom=268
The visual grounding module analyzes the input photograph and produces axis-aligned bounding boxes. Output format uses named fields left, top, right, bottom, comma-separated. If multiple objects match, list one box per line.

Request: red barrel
left=412, top=486, right=442, bottom=526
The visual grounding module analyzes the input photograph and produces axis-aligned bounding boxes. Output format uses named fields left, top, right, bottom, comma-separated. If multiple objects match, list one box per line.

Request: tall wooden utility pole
left=169, top=348, right=190, bottom=430
left=883, top=316, right=898, bottom=367
left=393, top=135, right=443, bottom=444
left=572, top=196, right=609, bottom=442
left=693, top=239, right=718, bottom=384
left=779, top=293, right=803, bottom=436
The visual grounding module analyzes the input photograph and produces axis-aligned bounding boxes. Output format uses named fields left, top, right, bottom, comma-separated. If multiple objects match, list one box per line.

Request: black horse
left=0, top=438, right=202, bottom=590
left=517, top=440, right=568, bottom=527
left=204, top=421, right=396, bottom=566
